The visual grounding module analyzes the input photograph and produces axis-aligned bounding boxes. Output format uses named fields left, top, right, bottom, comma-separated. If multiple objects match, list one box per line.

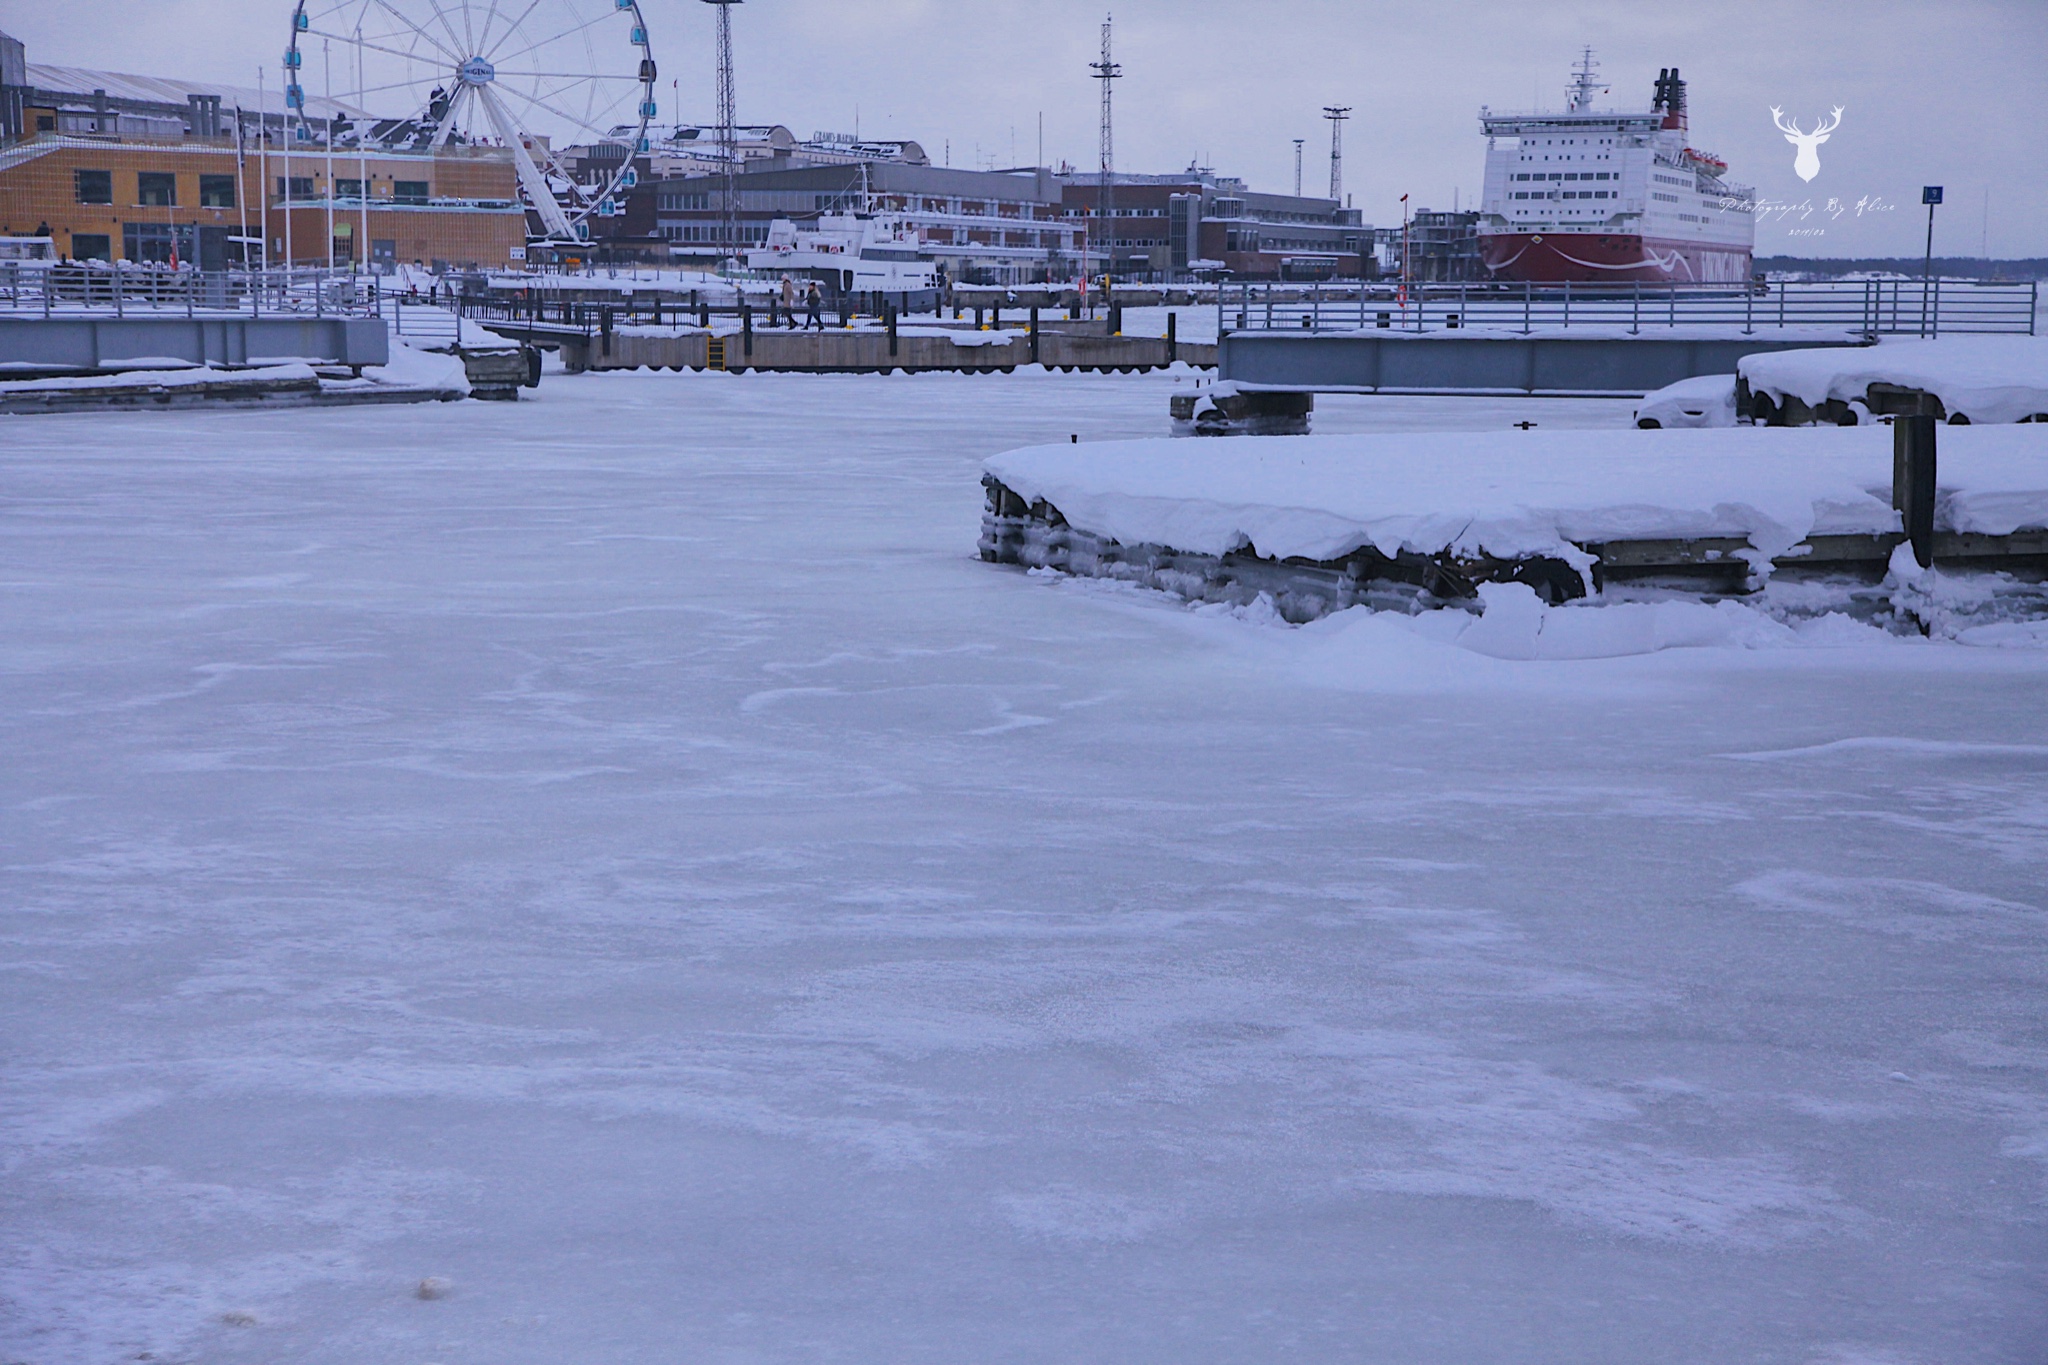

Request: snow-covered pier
left=982, top=425, right=2048, bottom=619
left=1740, top=336, right=2048, bottom=426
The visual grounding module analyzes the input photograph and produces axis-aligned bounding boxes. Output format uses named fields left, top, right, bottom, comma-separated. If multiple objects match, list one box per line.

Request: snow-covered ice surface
left=1742, top=336, right=2048, bottom=424
left=4, top=373, right=2047, bottom=1364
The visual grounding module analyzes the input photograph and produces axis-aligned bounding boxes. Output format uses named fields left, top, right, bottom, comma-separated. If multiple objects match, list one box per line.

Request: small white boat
left=745, top=214, right=939, bottom=294
left=0, top=236, right=58, bottom=268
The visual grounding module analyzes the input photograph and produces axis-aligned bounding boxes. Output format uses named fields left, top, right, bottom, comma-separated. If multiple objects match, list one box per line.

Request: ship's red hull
left=1479, top=232, right=1750, bottom=284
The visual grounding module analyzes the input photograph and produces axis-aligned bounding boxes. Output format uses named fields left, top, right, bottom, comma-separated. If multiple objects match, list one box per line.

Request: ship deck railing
left=1215, top=278, right=2038, bottom=339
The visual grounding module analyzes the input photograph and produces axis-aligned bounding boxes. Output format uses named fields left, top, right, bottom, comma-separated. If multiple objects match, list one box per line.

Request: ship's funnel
left=1654, top=67, right=1689, bottom=131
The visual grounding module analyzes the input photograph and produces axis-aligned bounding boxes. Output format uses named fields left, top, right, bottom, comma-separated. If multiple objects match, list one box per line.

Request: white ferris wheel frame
left=285, top=0, right=656, bottom=245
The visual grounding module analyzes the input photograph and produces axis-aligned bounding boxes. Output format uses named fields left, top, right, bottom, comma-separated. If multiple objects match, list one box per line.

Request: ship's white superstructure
left=1475, top=53, right=1755, bottom=283
left=744, top=213, right=939, bottom=294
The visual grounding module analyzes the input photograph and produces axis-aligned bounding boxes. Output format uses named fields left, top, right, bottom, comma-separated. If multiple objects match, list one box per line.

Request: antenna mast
left=1293, top=138, right=1304, bottom=197
left=1567, top=46, right=1602, bottom=113
left=1090, top=14, right=1120, bottom=281
left=703, top=0, right=742, bottom=269
left=1322, top=106, right=1350, bottom=202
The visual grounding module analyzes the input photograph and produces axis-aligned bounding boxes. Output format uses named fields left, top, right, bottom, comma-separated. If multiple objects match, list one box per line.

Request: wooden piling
left=1894, top=414, right=1937, bottom=568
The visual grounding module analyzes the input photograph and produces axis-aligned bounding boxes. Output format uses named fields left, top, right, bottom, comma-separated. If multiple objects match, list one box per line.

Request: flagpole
left=324, top=39, right=335, bottom=272
left=235, top=105, right=249, bottom=281
left=282, top=65, right=294, bottom=274
left=257, top=68, right=270, bottom=287
left=357, top=30, right=369, bottom=276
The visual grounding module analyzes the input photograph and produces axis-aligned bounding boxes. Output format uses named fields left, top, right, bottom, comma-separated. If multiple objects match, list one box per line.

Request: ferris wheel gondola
left=286, top=0, right=655, bottom=245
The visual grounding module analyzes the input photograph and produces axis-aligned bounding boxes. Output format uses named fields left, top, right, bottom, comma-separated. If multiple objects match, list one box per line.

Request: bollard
left=1029, top=306, right=1040, bottom=365
left=1893, top=414, right=1937, bottom=568
left=887, top=303, right=898, bottom=358
left=741, top=302, right=753, bottom=359
left=1109, top=300, right=1122, bottom=336
left=600, top=304, right=614, bottom=357
left=975, top=304, right=984, bottom=330
left=699, top=299, right=710, bottom=328
left=1166, top=310, right=1177, bottom=362
left=992, top=305, right=1001, bottom=331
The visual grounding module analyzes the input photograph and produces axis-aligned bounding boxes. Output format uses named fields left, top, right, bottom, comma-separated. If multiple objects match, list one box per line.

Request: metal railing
left=383, top=297, right=464, bottom=347
left=447, top=287, right=941, bottom=335
left=0, top=264, right=384, bottom=319
left=1216, top=278, right=2038, bottom=338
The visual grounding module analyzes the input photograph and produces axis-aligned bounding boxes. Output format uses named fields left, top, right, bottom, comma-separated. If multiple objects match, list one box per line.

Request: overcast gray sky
left=11, top=0, right=2045, bottom=257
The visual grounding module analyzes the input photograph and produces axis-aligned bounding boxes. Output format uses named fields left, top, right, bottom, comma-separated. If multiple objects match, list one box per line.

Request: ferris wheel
left=286, top=0, right=657, bottom=243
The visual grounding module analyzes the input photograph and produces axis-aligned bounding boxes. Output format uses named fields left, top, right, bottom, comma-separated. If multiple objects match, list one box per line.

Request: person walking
left=779, top=273, right=798, bottom=329
left=804, top=279, right=824, bottom=331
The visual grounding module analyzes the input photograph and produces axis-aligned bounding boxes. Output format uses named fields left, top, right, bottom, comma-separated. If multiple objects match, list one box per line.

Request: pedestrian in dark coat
left=804, top=280, right=824, bottom=331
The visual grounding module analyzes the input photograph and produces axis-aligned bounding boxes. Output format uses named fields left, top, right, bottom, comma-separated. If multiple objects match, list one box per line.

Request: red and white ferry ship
left=1476, top=52, right=1754, bottom=284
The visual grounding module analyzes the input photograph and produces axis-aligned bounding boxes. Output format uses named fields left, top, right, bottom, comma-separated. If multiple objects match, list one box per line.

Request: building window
left=75, top=168, right=113, bottom=204
left=71, top=232, right=112, bottom=261
left=334, top=178, right=365, bottom=199
left=392, top=180, right=429, bottom=205
left=137, top=172, right=177, bottom=206
left=122, top=222, right=195, bottom=264
left=199, top=175, right=236, bottom=208
left=277, top=176, right=315, bottom=200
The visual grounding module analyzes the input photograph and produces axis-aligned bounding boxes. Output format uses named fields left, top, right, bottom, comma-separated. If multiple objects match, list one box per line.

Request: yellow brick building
left=0, top=134, right=527, bottom=269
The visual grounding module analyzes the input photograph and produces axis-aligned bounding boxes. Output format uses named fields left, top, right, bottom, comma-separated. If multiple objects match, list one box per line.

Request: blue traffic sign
left=1922, top=186, right=1944, bottom=205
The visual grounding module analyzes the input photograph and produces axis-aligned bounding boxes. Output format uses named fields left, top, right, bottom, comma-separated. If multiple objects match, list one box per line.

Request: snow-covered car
left=1634, top=374, right=1737, bottom=429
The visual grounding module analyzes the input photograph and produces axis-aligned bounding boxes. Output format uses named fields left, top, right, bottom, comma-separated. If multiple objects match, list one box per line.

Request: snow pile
left=1454, top=582, right=1797, bottom=658
left=1741, top=336, right=2048, bottom=424
left=1634, top=373, right=1737, bottom=428
left=987, top=426, right=2048, bottom=572
left=362, top=335, right=469, bottom=394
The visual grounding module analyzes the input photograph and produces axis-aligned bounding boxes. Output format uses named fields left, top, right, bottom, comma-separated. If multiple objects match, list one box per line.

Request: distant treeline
left=1757, top=256, right=2048, bottom=280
